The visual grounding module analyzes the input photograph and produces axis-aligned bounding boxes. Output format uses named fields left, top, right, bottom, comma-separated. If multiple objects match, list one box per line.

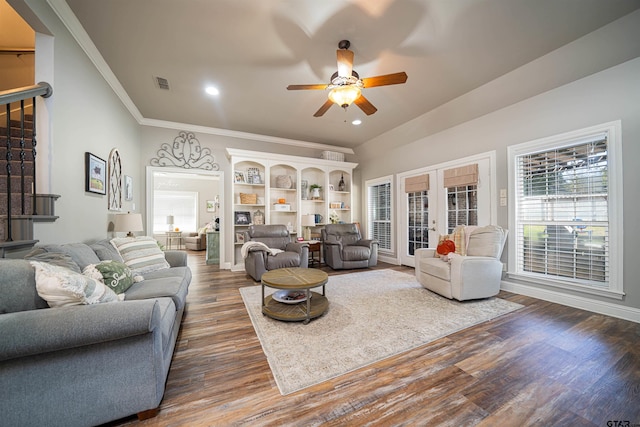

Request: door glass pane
left=407, top=190, right=429, bottom=256
left=447, top=185, right=478, bottom=233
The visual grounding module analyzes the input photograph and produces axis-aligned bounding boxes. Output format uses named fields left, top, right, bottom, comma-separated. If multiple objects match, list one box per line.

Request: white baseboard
left=501, top=280, right=640, bottom=323
left=379, top=255, right=400, bottom=265
left=230, top=263, right=245, bottom=272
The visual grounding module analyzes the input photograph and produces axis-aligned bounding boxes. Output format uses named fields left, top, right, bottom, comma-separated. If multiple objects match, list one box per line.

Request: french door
left=399, top=155, right=494, bottom=267
left=405, top=172, right=438, bottom=262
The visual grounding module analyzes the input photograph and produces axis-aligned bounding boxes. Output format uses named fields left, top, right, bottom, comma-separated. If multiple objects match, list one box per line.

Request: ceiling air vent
left=155, top=76, right=170, bottom=90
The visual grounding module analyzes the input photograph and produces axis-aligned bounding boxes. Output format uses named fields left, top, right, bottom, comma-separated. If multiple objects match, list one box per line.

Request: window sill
left=506, top=272, right=625, bottom=300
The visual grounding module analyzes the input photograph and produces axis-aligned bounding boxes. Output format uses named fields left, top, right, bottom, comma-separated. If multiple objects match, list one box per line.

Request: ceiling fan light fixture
left=328, top=85, right=361, bottom=109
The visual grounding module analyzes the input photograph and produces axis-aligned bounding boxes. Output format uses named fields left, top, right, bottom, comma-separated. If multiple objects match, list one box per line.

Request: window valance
left=443, top=164, right=478, bottom=187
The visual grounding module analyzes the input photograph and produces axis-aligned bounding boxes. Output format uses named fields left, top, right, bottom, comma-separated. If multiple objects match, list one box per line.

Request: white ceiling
left=61, top=0, right=640, bottom=150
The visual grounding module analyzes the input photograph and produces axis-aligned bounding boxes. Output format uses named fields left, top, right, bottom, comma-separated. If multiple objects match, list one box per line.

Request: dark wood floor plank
left=102, top=252, right=640, bottom=426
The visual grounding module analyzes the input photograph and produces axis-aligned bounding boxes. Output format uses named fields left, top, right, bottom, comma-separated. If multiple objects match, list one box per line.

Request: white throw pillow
left=110, top=236, right=170, bottom=274
left=30, top=261, right=119, bottom=307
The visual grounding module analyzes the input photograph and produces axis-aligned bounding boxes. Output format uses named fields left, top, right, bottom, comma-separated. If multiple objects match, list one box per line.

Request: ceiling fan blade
left=314, top=99, right=334, bottom=117
left=354, top=95, right=377, bottom=116
left=337, top=49, right=354, bottom=78
left=362, top=72, right=408, bottom=88
left=287, top=84, right=328, bottom=90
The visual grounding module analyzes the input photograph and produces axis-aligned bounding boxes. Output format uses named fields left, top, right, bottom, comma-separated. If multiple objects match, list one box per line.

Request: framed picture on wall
left=124, top=175, right=133, bottom=201
left=236, top=232, right=245, bottom=243
left=206, top=200, right=216, bottom=212
left=85, top=152, right=106, bottom=195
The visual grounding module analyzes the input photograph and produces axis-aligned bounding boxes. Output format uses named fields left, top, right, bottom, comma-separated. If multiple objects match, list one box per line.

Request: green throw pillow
left=83, top=260, right=142, bottom=294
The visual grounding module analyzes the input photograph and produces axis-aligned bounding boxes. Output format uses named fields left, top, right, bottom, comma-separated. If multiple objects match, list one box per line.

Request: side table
left=302, top=240, right=322, bottom=267
left=261, top=268, right=329, bottom=324
left=165, top=231, right=183, bottom=250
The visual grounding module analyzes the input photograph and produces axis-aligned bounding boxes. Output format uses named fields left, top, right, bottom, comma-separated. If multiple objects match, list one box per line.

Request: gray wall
left=355, top=14, right=640, bottom=311
left=18, top=0, right=142, bottom=244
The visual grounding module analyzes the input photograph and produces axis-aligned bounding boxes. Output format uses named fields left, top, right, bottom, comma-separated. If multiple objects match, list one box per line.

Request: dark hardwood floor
left=108, top=251, right=640, bottom=426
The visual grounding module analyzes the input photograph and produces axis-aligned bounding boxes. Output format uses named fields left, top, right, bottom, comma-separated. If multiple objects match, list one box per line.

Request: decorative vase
left=311, top=187, right=321, bottom=199
left=276, top=175, right=292, bottom=189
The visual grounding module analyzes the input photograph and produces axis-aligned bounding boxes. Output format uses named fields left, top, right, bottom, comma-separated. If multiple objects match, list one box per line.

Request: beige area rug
left=239, top=269, right=522, bottom=395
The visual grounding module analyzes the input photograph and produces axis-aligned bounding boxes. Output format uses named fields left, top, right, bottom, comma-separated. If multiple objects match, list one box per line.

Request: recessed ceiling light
left=352, top=119, right=362, bottom=125
left=205, top=86, right=220, bottom=96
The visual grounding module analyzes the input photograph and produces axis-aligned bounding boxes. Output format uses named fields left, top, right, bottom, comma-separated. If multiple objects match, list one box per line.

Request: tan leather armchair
left=183, top=232, right=206, bottom=251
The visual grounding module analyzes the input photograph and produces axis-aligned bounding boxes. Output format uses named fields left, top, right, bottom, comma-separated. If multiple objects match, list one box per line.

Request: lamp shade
left=166, top=215, right=174, bottom=224
left=328, top=85, right=361, bottom=108
left=114, top=213, right=144, bottom=237
left=301, top=214, right=316, bottom=227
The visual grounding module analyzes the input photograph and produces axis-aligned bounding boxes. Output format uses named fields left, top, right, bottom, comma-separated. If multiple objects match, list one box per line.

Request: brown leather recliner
left=242, top=225, right=309, bottom=281
left=321, top=223, right=378, bottom=270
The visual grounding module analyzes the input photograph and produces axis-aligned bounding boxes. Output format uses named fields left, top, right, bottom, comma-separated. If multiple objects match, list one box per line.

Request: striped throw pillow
left=110, top=236, right=170, bottom=274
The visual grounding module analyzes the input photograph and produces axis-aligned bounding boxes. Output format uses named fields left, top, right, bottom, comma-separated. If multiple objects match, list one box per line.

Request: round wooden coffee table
left=261, top=268, right=329, bottom=324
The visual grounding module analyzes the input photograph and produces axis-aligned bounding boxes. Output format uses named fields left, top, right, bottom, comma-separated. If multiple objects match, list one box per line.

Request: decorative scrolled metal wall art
left=150, top=131, right=219, bottom=170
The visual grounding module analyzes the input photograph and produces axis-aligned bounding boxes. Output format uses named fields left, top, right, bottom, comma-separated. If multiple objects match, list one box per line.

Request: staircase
left=1, top=82, right=58, bottom=257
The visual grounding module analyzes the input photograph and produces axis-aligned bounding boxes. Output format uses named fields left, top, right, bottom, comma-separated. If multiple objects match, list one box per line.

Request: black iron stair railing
left=0, top=82, right=52, bottom=242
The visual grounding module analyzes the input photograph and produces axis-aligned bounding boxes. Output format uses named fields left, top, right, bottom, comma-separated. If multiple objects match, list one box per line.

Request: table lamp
left=166, top=215, right=174, bottom=231
left=301, top=214, right=315, bottom=241
left=114, top=212, right=144, bottom=237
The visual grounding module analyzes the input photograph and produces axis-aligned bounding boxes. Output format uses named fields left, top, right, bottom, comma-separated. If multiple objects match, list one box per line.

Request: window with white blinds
left=509, top=121, right=623, bottom=297
left=367, top=177, right=393, bottom=252
left=153, top=191, right=198, bottom=233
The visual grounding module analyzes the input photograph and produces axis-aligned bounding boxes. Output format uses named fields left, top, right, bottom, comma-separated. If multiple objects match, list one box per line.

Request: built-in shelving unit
left=226, top=148, right=358, bottom=269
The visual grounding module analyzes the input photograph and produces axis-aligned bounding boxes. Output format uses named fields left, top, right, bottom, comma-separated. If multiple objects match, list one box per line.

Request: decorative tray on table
left=272, top=290, right=310, bottom=304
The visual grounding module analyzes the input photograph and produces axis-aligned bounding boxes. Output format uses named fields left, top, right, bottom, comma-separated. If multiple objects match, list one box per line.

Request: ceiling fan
left=287, top=40, right=408, bottom=117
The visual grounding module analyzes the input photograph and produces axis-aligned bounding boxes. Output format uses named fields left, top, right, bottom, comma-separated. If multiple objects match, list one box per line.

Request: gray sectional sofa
left=0, top=239, right=191, bottom=427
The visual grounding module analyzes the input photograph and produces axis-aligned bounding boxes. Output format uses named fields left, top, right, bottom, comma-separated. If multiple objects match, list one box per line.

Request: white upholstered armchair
left=415, top=225, right=508, bottom=301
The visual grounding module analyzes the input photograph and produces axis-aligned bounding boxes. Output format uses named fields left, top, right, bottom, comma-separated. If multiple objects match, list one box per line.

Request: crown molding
left=140, top=118, right=354, bottom=154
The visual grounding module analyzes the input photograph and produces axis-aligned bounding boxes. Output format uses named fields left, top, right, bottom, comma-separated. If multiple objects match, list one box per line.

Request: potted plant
left=309, top=184, right=322, bottom=200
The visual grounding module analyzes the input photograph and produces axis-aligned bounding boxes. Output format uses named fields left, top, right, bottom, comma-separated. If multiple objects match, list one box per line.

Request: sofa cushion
left=341, top=245, right=371, bottom=261
left=124, top=272, right=189, bottom=311
left=30, top=261, right=119, bottom=307
left=31, top=243, right=102, bottom=271
left=466, top=225, right=507, bottom=258
left=265, top=251, right=302, bottom=270
left=110, top=236, right=170, bottom=274
left=0, top=259, right=49, bottom=314
left=23, top=248, right=81, bottom=273
left=419, top=257, right=451, bottom=281
left=90, top=239, right=124, bottom=263
left=83, top=260, right=143, bottom=295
